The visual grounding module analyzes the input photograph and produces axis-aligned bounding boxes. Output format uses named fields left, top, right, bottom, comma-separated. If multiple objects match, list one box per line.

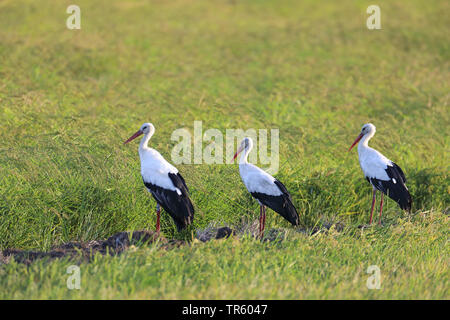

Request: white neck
left=239, top=146, right=251, bottom=164
left=139, top=132, right=153, bottom=154
left=358, top=131, right=375, bottom=152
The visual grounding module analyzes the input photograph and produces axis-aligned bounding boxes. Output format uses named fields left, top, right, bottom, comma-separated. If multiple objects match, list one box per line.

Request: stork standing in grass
left=124, top=123, right=194, bottom=233
left=349, top=123, right=412, bottom=225
left=232, top=137, right=299, bottom=238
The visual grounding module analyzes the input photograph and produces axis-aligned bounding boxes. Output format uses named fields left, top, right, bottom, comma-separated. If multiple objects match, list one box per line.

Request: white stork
left=232, top=137, right=299, bottom=238
left=349, top=123, right=412, bottom=225
left=124, top=123, right=194, bottom=233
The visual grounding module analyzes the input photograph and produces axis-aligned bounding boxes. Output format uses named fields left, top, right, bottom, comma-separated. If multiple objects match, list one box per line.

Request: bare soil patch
left=0, top=230, right=174, bottom=265
left=0, top=227, right=235, bottom=265
left=0, top=223, right=343, bottom=265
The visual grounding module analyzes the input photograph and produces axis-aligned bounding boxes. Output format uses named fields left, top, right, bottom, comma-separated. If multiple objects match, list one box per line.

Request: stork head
left=361, top=123, right=376, bottom=136
left=124, top=122, right=155, bottom=144
left=231, top=137, right=253, bottom=162
left=349, top=123, right=376, bottom=151
left=140, top=122, right=155, bottom=135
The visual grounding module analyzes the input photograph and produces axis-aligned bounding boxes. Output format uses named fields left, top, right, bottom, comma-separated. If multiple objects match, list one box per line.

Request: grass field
left=0, top=0, right=449, bottom=299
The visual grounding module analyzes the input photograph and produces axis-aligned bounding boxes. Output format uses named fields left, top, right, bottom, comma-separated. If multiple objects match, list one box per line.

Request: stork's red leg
left=378, top=193, right=384, bottom=225
left=261, top=205, right=266, bottom=239
left=156, top=205, right=161, bottom=234
left=259, top=205, right=263, bottom=236
left=369, top=189, right=376, bottom=225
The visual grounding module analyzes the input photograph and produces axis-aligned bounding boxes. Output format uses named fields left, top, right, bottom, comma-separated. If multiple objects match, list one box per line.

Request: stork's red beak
left=124, top=130, right=143, bottom=144
left=348, top=133, right=363, bottom=151
left=231, top=146, right=244, bottom=163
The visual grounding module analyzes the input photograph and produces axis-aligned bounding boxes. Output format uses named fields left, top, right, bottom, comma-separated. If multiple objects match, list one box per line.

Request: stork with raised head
left=232, top=137, right=299, bottom=238
left=349, top=123, right=412, bottom=225
left=124, top=123, right=194, bottom=233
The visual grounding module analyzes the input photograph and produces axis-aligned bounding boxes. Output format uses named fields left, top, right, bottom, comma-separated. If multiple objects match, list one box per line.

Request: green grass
left=1, top=212, right=448, bottom=299
left=0, top=0, right=448, bottom=299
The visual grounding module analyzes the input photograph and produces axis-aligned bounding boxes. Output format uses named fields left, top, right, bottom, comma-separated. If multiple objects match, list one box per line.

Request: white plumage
left=140, top=147, right=182, bottom=195
left=239, top=163, right=283, bottom=197
left=358, top=143, right=392, bottom=182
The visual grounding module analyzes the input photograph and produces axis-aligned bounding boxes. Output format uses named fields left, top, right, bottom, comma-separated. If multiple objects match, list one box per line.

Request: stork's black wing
left=369, top=163, right=412, bottom=212
left=143, top=173, right=194, bottom=231
left=172, top=172, right=189, bottom=193
left=251, top=179, right=299, bottom=226
left=392, top=162, right=407, bottom=183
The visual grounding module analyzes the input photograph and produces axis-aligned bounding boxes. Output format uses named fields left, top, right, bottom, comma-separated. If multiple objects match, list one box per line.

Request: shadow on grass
left=407, top=168, right=448, bottom=211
